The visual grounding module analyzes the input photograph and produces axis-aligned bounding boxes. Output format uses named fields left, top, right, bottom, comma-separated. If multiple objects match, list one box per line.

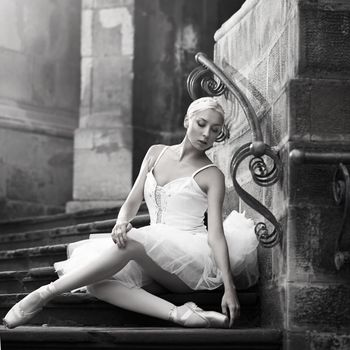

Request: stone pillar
left=66, top=0, right=134, bottom=213
left=212, top=0, right=350, bottom=348
left=0, top=0, right=81, bottom=220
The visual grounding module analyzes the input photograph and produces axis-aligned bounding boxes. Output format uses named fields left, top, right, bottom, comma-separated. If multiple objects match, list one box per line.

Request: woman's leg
left=4, top=239, right=228, bottom=328
left=87, top=281, right=174, bottom=320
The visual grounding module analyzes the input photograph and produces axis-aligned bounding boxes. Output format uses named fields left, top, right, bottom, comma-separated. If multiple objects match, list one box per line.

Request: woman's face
left=185, top=108, right=224, bottom=151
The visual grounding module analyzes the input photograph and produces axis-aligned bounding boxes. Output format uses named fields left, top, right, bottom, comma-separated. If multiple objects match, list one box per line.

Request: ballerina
left=3, top=97, right=259, bottom=329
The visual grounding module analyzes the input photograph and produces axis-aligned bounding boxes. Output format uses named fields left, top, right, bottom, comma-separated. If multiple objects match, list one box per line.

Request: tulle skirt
left=54, top=210, right=259, bottom=291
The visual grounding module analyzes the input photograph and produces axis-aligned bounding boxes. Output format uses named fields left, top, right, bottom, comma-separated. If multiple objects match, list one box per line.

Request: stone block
left=310, top=331, right=350, bottom=350
left=288, top=283, right=350, bottom=331
left=287, top=205, right=349, bottom=283
left=91, top=56, right=133, bottom=123
left=289, top=161, right=336, bottom=207
left=299, top=3, right=350, bottom=78
left=73, top=128, right=132, bottom=201
left=289, top=79, right=350, bottom=141
left=94, top=6, right=134, bottom=57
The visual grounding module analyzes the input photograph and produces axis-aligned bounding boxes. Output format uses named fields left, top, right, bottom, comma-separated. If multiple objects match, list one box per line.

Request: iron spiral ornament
left=231, top=143, right=283, bottom=247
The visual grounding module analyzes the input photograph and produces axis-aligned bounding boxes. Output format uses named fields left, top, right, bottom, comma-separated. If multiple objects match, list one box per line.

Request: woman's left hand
left=221, top=285, right=240, bottom=328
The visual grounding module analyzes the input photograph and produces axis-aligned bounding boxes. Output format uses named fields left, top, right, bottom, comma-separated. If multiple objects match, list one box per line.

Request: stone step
left=0, top=244, right=67, bottom=272
left=0, top=205, right=126, bottom=234
left=0, top=326, right=283, bottom=350
left=0, top=214, right=150, bottom=250
left=0, top=290, right=260, bottom=328
left=0, top=267, right=57, bottom=294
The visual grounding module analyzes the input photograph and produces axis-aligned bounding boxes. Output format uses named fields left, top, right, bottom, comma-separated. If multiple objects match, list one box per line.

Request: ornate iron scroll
left=290, top=149, right=350, bottom=270
left=187, top=52, right=283, bottom=248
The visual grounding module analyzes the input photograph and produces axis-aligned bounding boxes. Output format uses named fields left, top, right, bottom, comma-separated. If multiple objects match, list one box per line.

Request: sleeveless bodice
left=143, top=146, right=216, bottom=233
left=144, top=170, right=208, bottom=232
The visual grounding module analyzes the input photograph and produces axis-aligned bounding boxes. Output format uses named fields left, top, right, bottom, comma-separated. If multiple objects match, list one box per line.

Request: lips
left=198, top=140, right=207, bottom=145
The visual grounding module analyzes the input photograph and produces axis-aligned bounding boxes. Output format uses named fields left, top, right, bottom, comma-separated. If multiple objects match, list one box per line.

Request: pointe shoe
left=2, top=302, right=42, bottom=329
left=3, top=284, right=55, bottom=329
left=169, top=302, right=229, bottom=328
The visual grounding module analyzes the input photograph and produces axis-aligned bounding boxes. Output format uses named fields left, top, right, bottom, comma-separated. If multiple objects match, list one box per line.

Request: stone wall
left=212, top=0, right=350, bottom=348
left=0, top=0, right=81, bottom=220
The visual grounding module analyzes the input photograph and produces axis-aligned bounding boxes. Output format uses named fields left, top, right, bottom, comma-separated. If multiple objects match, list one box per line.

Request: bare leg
left=87, top=281, right=174, bottom=320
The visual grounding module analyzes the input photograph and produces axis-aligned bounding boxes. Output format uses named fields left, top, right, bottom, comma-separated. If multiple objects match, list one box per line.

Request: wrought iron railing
left=290, top=149, right=350, bottom=270
left=187, top=52, right=283, bottom=248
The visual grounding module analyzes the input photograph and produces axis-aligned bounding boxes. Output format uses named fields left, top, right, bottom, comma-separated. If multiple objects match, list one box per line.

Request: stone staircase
left=0, top=209, right=282, bottom=349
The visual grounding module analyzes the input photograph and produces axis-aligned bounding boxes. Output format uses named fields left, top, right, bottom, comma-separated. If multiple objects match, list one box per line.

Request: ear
left=184, top=115, right=189, bottom=129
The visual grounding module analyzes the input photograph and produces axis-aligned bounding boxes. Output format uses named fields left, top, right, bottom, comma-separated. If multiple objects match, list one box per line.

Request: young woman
left=3, top=97, right=259, bottom=329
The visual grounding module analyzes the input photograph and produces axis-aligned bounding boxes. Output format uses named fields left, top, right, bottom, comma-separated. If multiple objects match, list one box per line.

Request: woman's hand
left=221, top=285, right=240, bottom=328
left=111, top=221, right=133, bottom=248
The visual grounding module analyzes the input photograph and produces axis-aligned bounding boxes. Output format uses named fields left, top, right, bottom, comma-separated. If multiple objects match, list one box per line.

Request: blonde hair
left=186, top=97, right=225, bottom=120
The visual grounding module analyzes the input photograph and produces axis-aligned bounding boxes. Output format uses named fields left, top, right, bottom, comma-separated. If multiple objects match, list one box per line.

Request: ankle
left=37, top=283, right=58, bottom=301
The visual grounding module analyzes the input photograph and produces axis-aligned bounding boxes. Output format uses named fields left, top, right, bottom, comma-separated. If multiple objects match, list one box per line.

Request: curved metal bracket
left=187, top=52, right=283, bottom=248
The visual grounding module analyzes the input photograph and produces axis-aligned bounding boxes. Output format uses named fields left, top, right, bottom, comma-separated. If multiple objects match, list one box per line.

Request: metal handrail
left=187, top=53, right=283, bottom=248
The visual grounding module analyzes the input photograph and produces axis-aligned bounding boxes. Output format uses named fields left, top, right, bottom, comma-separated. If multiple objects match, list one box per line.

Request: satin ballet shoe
left=169, top=302, right=229, bottom=328
left=3, top=283, right=56, bottom=329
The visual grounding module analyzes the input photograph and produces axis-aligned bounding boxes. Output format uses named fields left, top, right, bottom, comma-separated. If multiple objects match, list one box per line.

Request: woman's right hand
left=111, top=221, right=133, bottom=248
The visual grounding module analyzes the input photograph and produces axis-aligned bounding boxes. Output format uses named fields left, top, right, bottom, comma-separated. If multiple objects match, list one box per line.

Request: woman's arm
left=111, top=145, right=163, bottom=247
left=205, top=168, right=240, bottom=327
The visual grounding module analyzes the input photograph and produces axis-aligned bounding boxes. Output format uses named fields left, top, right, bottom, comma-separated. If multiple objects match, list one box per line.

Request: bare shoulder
left=144, top=144, right=167, bottom=168
left=195, top=164, right=225, bottom=194
left=204, top=166, right=225, bottom=184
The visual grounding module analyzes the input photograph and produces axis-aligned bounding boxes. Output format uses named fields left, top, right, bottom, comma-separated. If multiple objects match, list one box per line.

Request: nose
left=202, top=127, right=210, bottom=139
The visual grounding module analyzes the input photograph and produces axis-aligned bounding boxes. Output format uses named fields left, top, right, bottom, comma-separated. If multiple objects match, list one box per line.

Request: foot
left=169, top=302, right=229, bottom=328
left=3, top=283, right=56, bottom=329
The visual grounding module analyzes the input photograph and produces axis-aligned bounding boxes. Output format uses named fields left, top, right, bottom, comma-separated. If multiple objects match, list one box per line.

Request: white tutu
left=55, top=149, right=259, bottom=292
left=54, top=210, right=259, bottom=291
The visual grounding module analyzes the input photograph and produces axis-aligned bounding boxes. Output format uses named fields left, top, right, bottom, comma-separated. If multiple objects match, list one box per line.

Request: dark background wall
left=132, top=0, right=245, bottom=179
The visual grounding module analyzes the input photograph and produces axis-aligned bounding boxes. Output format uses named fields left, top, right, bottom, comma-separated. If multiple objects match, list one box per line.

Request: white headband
left=187, top=97, right=225, bottom=119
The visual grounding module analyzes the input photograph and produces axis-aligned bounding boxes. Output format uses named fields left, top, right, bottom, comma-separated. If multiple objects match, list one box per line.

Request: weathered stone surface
left=289, top=79, right=350, bottom=141
left=310, top=331, right=350, bottom=350
left=299, top=3, right=350, bottom=78
left=287, top=205, right=350, bottom=282
left=289, top=283, right=350, bottom=330
left=72, top=128, right=132, bottom=201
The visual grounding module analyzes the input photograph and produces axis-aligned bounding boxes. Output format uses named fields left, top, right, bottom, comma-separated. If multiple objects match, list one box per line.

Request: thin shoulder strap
left=152, top=146, right=169, bottom=169
left=192, top=164, right=217, bottom=178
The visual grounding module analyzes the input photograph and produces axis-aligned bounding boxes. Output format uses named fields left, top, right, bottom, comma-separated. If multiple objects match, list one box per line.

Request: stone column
left=67, top=0, right=134, bottom=213
left=212, top=0, right=350, bottom=348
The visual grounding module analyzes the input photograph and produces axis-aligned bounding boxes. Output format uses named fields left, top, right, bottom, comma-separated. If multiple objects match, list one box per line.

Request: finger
left=221, top=304, right=228, bottom=316
left=117, top=235, right=126, bottom=248
left=115, top=235, right=124, bottom=248
left=126, top=223, right=132, bottom=232
left=228, top=307, right=235, bottom=328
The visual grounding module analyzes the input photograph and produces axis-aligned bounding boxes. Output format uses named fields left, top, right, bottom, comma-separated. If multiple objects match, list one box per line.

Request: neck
left=175, top=137, right=205, bottom=161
